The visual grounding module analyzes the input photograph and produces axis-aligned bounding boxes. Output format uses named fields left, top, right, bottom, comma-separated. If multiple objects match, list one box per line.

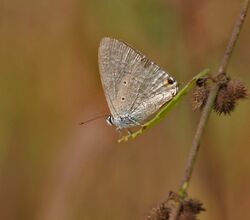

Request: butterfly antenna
left=79, top=114, right=109, bottom=125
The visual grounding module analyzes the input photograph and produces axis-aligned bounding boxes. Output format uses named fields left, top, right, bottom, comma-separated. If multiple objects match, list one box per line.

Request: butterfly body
left=98, top=37, right=178, bottom=130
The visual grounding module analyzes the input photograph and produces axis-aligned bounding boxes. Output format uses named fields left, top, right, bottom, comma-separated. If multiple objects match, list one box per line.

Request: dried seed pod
left=192, top=78, right=210, bottom=111
left=227, top=79, right=248, bottom=99
left=147, top=201, right=171, bottom=220
left=147, top=192, right=205, bottom=220
left=214, top=78, right=248, bottom=115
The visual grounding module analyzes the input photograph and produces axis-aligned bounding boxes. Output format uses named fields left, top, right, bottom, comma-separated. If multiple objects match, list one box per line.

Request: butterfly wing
left=128, top=65, right=178, bottom=123
left=98, top=37, right=178, bottom=127
left=98, top=37, right=145, bottom=119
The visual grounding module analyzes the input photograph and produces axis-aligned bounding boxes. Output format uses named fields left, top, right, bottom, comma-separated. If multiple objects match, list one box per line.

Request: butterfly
left=98, top=37, right=178, bottom=133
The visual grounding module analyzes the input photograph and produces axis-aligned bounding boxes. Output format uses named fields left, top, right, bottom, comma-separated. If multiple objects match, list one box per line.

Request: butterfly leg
left=117, top=127, right=132, bottom=141
left=126, top=128, right=132, bottom=135
left=128, top=117, right=144, bottom=128
left=116, top=128, right=123, bottom=138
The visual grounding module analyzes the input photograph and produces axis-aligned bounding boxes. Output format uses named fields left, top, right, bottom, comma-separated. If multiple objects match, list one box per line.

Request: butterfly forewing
left=99, top=38, right=145, bottom=118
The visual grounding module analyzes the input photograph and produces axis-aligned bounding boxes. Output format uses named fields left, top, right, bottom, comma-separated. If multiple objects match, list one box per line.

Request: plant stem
left=219, top=0, right=250, bottom=75
left=169, top=1, right=250, bottom=219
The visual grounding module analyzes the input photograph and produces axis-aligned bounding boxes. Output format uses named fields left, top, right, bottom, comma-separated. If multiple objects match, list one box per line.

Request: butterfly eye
left=106, top=115, right=114, bottom=126
left=123, top=80, right=127, bottom=85
left=121, top=97, right=125, bottom=101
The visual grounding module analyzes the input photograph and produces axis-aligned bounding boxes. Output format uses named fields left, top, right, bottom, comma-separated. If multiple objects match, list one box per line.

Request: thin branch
left=219, top=0, right=250, bottom=75
left=170, top=1, right=250, bottom=219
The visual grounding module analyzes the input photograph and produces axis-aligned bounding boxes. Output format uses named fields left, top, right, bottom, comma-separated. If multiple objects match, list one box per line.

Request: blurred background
left=0, top=0, right=250, bottom=219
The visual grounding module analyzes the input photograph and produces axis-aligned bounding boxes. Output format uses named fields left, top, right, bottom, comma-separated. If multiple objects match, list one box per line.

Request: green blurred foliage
left=0, top=0, right=249, bottom=220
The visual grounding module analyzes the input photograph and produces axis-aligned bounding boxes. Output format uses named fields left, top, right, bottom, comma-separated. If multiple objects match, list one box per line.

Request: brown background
left=0, top=0, right=250, bottom=219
